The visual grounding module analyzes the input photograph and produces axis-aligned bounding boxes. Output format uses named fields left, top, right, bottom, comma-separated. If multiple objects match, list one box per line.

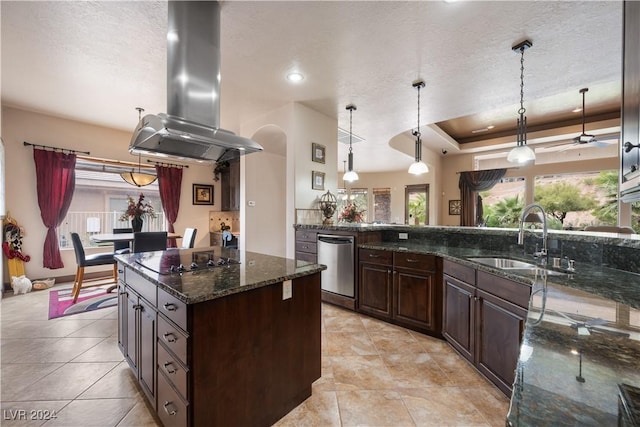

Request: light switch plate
left=399, top=233, right=408, bottom=240
left=283, top=280, right=292, bottom=300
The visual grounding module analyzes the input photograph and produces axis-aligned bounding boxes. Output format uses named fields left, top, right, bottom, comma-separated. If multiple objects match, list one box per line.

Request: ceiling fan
left=543, top=87, right=617, bottom=152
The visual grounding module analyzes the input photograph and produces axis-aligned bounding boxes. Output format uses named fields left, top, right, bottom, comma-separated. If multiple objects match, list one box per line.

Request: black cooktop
left=136, top=250, right=240, bottom=275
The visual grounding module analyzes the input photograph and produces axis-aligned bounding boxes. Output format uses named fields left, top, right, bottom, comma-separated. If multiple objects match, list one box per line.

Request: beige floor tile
left=274, top=391, right=341, bottom=426
left=330, top=355, right=396, bottom=390
left=1, top=363, right=64, bottom=401
left=337, top=390, right=416, bottom=427
left=409, top=330, right=458, bottom=354
left=382, top=353, right=454, bottom=388
left=72, top=337, right=123, bottom=363
left=11, top=337, right=105, bottom=364
left=461, top=385, right=510, bottom=426
left=323, top=315, right=365, bottom=333
left=67, top=319, right=117, bottom=338
left=0, top=400, right=70, bottom=427
left=79, top=362, right=139, bottom=399
left=324, top=331, right=378, bottom=356
left=115, top=397, right=159, bottom=427
left=369, top=329, right=425, bottom=354
left=42, top=397, right=136, bottom=426
left=312, top=361, right=336, bottom=392
left=360, top=316, right=408, bottom=333
left=401, top=387, right=490, bottom=426
left=430, top=352, right=488, bottom=386
left=1, top=319, right=93, bottom=339
left=16, top=362, right=118, bottom=401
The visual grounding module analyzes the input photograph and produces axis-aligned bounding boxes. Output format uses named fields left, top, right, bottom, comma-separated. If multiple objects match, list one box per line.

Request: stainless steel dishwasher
left=317, top=234, right=355, bottom=298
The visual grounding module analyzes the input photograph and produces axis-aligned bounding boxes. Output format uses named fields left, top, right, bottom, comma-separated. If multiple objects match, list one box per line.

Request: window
left=373, top=188, right=391, bottom=223
left=58, top=158, right=165, bottom=248
left=405, top=184, right=429, bottom=225
left=481, top=177, right=526, bottom=228
left=336, top=187, right=368, bottom=223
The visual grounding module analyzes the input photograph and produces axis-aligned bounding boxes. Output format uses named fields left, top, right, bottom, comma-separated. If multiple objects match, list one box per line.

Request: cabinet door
left=393, top=268, right=436, bottom=332
left=442, top=274, right=475, bottom=363
left=359, top=262, right=392, bottom=318
left=125, top=290, right=139, bottom=374
left=138, top=297, right=157, bottom=407
left=476, top=289, right=527, bottom=395
left=621, top=1, right=640, bottom=183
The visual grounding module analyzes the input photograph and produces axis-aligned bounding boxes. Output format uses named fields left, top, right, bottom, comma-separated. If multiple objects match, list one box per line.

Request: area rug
left=48, top=286, right=117, bottom=319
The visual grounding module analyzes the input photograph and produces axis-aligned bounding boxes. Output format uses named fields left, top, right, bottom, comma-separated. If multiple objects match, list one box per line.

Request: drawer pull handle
left=302, top=245, right=308, bottom=249
left=163, top=333, right=177, bottom=343
left=406, top=259, right=419, bottom=263
left=118, top=269, right=124, bottom=274
left=163, top=401, right=177, bottom=416
left=133, top=304, right=142, bottom=310
left=163, top=361, right=176, bottom=374
left=369, top=254, right=380, bottom=258
left=163, top=303, right=178, bottom=311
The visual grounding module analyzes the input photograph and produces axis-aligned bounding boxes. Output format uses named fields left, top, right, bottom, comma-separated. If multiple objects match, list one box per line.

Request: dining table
left=90, top=232, right=182, bottom=244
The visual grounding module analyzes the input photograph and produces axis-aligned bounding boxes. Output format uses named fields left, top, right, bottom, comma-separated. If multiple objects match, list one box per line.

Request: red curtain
left=156, top=165, right=183, bottom=248
left=33, top=148, right=76, bottom=269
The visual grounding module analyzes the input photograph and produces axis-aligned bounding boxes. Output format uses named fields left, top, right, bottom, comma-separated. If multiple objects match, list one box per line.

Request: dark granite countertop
left=115, top=247, right=326, bottom=304
left=357, top=240, right=640, bottom=426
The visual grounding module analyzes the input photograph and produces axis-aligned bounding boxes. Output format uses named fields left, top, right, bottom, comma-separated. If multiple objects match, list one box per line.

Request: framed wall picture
left=312, top=171, right=325, bottom=191
left=193, top=183, right=214, bottom=205
left=312, top=143, right=326, bottom=164
left=449, top=199, right=462, bottom=215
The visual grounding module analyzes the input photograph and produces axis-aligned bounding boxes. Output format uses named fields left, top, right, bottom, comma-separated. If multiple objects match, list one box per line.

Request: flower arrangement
left=339, top=202, right=365, bottom=223
left=119, top=193, right=157, bottom=221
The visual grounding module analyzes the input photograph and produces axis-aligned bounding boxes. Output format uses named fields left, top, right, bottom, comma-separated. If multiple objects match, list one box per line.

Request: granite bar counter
left=115, top=246, right=326, bottom=427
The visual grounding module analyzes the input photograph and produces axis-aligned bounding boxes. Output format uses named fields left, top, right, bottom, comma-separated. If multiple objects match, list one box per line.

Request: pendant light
left=343, top=104, right=359, bottom=182
left=507, top=40, right=536, bottom=164
left=121, top=107, right=158, bottom=187
left=408, top=80, right=429, bottom=175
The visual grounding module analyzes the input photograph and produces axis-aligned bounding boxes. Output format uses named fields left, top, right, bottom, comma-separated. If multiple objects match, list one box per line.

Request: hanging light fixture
left=507, top=40, right=535, bottom=164
left=408, top=80, right=429, bottom=175
left=343, top=104, right=359, bottom=182
left=121, top=107, right=158, bottom=187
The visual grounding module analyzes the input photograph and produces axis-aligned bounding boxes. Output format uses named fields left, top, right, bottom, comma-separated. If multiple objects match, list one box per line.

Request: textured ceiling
left=1, top=1, right=623, bottom=172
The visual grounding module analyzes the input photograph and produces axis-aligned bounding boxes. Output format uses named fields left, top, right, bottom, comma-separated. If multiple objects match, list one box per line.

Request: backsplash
left=210, top=211, right=240, bottom=233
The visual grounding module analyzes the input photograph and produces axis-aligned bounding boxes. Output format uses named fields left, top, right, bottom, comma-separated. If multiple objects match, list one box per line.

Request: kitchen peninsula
left=295, top=223, right=640, bottom=424
left=115, top=247, right=325, bottom=427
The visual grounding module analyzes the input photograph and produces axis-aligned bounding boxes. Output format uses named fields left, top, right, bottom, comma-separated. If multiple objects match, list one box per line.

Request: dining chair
left=133, top=231, right=168, bottom=253
left=70, top=232, right=117, bottom=303
left=113, top=227, right=132, bottom=254
left=181, top=228, right=197, bottom=248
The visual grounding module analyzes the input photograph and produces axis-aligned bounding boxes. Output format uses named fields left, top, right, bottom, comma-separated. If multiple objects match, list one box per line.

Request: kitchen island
left=115, top=247, right=325, bottom=427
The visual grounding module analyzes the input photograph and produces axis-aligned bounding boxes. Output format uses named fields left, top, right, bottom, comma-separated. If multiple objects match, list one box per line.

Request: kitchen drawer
left=296, top=251, right=317, bottom=263
left=443, top=259, right=476, bottom=285
left=117, top=262, right=126, bottom=283
left=158, top=315, right=188, bottom=365
left=295, top=241, right=317, bottom=254
left=126, top=268, right=156, bottom=305
left=394, top=252, right=436, bottom=271
left=477, top=270, right=531, bottom=308
left=158, top=288, right=188, bottom=331
left=296, top=230, right=317, bottom=243
left=158, top=341, right=188, bottom=400
left=157, top=369, right=188, bottom=427
left=359, top=248, right=392, bottom=265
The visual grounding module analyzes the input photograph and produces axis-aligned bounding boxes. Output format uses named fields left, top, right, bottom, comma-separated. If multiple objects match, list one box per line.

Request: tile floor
left=1, top=284, right=509, bottom=426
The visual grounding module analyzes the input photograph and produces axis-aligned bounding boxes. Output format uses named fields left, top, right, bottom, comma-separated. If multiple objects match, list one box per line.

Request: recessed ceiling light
left=286, top=72, right=304, bottom=83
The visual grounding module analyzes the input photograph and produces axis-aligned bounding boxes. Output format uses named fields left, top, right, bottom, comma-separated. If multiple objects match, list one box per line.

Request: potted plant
left=120, top=193, right=157, bottom=232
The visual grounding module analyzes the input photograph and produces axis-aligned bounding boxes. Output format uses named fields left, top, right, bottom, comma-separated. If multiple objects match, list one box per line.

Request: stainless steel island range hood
left=130, top=1, right=262, bottom=162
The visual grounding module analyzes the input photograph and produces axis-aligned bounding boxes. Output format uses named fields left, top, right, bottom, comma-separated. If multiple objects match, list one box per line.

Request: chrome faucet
left=518, top=203, right=548, bottom=264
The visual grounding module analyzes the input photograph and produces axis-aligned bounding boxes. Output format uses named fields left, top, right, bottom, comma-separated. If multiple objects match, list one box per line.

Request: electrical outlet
left=283, top=280, right=292, bottom=300
left=399, top=233, right=408, bottom=240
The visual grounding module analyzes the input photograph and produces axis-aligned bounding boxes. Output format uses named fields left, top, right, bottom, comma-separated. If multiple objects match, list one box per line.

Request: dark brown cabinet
left=295, top=229, right=318, bottom=262
left=221, top=157, right=240, bottom=211
left=359, top=249, right=393, bottom=318
left=442, top=259, right=531, bottom=396
left=358, top=248, right=441, bottom=335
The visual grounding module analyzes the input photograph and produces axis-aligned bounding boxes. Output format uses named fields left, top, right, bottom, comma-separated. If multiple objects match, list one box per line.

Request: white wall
left=1, top=106, right=216, bottom=283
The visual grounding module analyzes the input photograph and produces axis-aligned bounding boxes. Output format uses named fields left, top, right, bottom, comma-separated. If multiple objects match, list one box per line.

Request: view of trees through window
left=481, top=171, right=640, bottom=232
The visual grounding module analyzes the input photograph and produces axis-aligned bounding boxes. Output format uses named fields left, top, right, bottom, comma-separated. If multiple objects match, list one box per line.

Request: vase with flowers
left=120, top=193, right=157, bottom=232
left=339, top=202, right=365, bottom=223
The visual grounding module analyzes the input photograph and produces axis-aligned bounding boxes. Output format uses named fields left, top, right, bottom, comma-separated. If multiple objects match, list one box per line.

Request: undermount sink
left=468, top=257, right=566, bottom=276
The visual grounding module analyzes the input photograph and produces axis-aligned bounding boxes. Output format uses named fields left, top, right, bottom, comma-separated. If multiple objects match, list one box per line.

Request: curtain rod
left=23, top=141, right=90, bottom=155
left=146, top=159, right=189, bottom=169
left=76, top=154, right=155, bottom=170
left=456, top=166, right=520, bottom=174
